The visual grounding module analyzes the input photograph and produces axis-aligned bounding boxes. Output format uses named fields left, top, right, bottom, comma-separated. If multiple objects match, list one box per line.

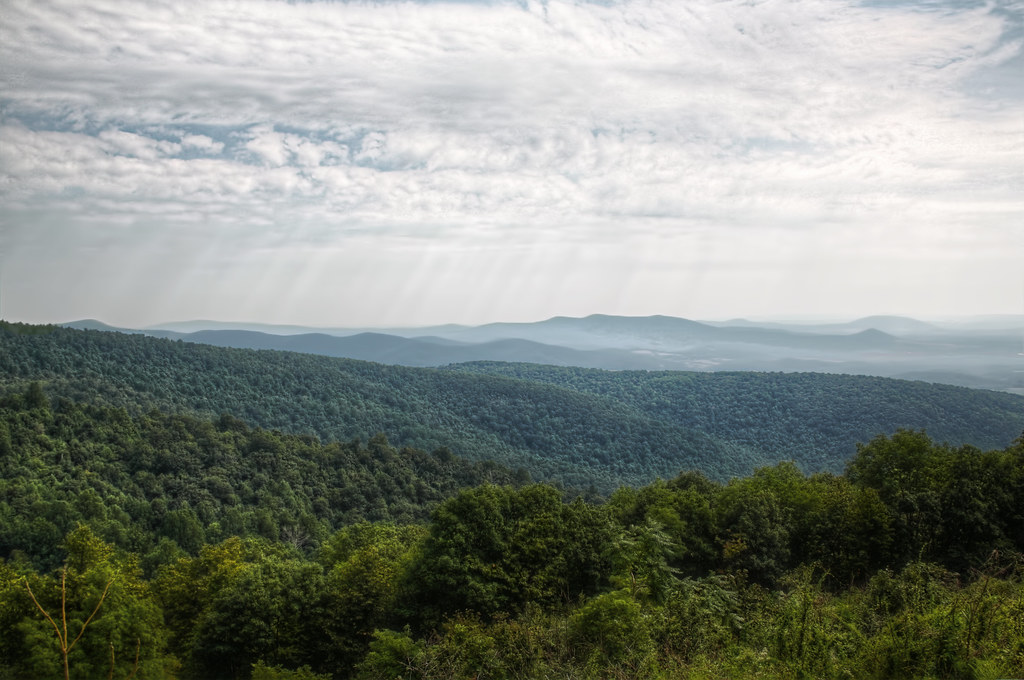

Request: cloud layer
left=1, top=0, right=1022, bottom=325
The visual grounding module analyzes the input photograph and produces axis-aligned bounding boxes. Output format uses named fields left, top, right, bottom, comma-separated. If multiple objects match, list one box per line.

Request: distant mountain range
left=64, top=314, right=1024, bottom=393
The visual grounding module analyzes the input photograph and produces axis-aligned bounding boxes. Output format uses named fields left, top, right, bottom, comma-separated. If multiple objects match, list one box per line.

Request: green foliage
left=606, top=519, right=680, bottom=603
left=409, top=484, right=612, bottom=624
left=798, top=474, right=892, bottom=587
left=189, top=557, right=325, bottom=679
left=0, top=558, right=37, bottom=678
left=767, top=567, right=858, bottom=679
left=153, top=537, right=328, bottom=679
left=7, top=525, right=172, bottom=680
left=1, top=334, right=1022, bottom=680
left=716, top=475, right=794, bottom=586
left=570, top=590, right=657, bottom=677
left=0, top=393, right=517, bottom=571
left=848, top=431, right=1024, bottom=571
left=449, top=361, right=1024, bottom=478
left=854, top=558, right=1024, bottom=680
left=6, top=326, right=1023, bottom=492
left=24, top=382, right=49, bottom=410
left=355, top=627, right=425, bottom=680
left=251, top=661, right=331, bottom=680
left=318, top=523, right=427, bottom=671
left=657, top=574, right=744, bottom=662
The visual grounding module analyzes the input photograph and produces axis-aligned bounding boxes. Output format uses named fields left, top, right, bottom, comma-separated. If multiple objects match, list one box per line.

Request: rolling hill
left=5, top=322, right=1024, bottom=489
left=66, top=313, right=1024, bottom=392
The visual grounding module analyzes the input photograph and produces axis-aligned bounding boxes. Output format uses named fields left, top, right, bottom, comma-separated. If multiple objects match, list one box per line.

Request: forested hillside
left=4, top=323, right=1023, bottom=490
left=0, top=323, right=746, bottom=488
left=446, top=361, right=1024, bottom=472
left=1, top=383, right=1022, bottom=679
left=0, top=385, right=520, bottom=572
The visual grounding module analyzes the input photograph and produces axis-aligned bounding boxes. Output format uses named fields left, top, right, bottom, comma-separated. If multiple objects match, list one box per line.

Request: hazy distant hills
left=133, top=328, right=703, bottom=370
left=707, top=315, right=943, bottom=335
left=5, top=323, right=1024, bottom=490
left=66, top=313, right=1024, bottom=393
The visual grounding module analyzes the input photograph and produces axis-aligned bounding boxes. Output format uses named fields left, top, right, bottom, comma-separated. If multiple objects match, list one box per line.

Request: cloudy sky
left=1, top=0, right=1022, bottom=328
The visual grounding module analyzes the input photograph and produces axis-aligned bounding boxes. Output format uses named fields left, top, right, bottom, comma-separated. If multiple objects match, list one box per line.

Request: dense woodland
left=2, top=322, right=1023, bottom=678
left=3, top=322, right=1023, bottom=490
left=1, top=384, right=1023, bottom=679
left=447, top=361, right=1024, bottom=461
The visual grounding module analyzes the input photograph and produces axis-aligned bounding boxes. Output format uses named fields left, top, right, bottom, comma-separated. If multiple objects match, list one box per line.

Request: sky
left=1, top=0, right=1022, bottom=328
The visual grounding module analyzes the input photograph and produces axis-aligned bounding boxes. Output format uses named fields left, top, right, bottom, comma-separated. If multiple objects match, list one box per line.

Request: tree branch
left=24, top=577, right=67, bottom=649
left=67, top=577, right=115, bottom=653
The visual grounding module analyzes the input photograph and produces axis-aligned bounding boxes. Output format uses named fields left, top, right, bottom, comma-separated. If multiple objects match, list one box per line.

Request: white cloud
left=0, top=0, right=1021, bottom=324
left=243, top=125, right=291, bottom=166
left=180, top=133, right=224, bottom=154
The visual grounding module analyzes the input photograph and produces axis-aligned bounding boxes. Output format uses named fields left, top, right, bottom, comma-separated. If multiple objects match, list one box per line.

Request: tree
left=606, top=519, right=679, bottom=603
left=716, top=481, right=793, bottom=586
left=409, top=484, right=612, bottom=625
left=185, top=548, right=323, bottom=680
left=15, top=525, right=168, bottom=680
left=846, top=430, right=943, bottom=564
left=24, top=565, right=114, bottom=680
left=569, top=590, right=656, bottom=677
left=316, top=523, right=426, bottom=673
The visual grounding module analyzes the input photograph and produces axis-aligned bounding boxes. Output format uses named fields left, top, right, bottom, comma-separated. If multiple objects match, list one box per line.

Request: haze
left=2, top=0, right=1022, bottom=328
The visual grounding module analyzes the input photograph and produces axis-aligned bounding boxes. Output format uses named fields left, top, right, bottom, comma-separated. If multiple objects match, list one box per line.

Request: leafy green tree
left=315, top=523, right=426, bottom=673
left=569, top=590, right=656, bottom=677
left=606, top=519, right=679, bottom=603
left=846, top=430, right=944, bottom=564
left=189, top=555, right=325, bottom=679
left=155, top=537, right=326, bottom=679
left=25, top=382, right=50, bottom=411
left=0, top=558, right=37, bottom=678
left=409, top=484, right=612, bottom=624
left=154, top=537, right=249, bottom=669
left=716, top=480, right=793, bottom=586
left=354, top=628, right=425, bottom=680
left=934, top=446, right=1019, bottom=571
left=608, top=474, right=721, bottom=580
left=13, top=525, right=169, bottom=680
left=23, top=565, right=113, bottom=680
left=657, top=574, right=744, bottom=662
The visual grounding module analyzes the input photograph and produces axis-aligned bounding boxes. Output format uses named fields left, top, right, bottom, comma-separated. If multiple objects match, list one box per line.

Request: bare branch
left=67, top=577, right=115, bottom=653
left=23, top=578, right=66, bottom=648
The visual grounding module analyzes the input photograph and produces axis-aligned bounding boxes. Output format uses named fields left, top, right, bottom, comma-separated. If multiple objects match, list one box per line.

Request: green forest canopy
left=3, top=322, right=1023, bottom=678
left=0, top=386, right=1022, bottom=679
left=3, top=322, right=1022, bottom=491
